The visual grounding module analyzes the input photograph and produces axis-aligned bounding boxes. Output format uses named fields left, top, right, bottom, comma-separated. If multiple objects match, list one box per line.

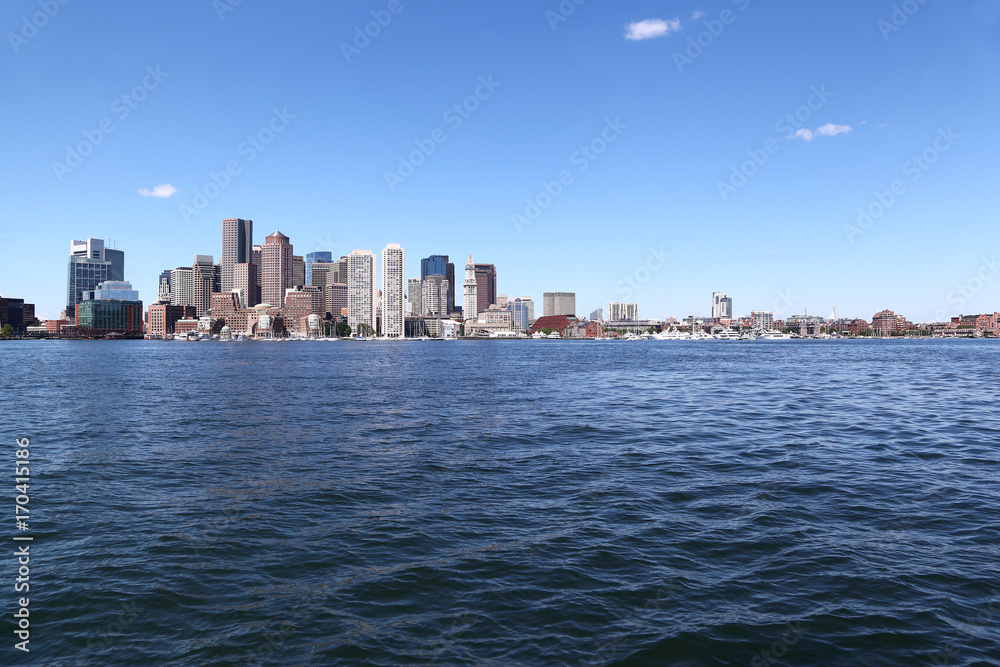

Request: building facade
left=170, top=267, right=194, bottom=308
left=261, top=231, right=293, bottom=306
left=474, top=263, right=497, bottom=314
left=305, top=251, right=332, bottom=286
left=543, top=292, right=576, bottom=318
left=609, top=302, right=638, bottom=321
left=221, top=218, right=253, bottom=293
left=381, top=244, right=405, bottom=338
left=347, top=250, right=376, bottom=333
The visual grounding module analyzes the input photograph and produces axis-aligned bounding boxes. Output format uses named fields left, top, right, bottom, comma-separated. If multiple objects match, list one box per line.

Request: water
left=2, top=339, right=999, bottom=666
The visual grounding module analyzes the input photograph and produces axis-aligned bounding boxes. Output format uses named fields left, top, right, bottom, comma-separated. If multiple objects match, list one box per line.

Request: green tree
left=336, top=322, right=351, bottom=338
left=0, top=324, right=13, bottom=338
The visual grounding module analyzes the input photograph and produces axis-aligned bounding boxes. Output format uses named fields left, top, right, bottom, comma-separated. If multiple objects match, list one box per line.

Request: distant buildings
left=305, top=251, right=332, bottom=286
left=609, top=302, right=638, bottom=321
left=474, top=263, right=497, bottom=314
left=220, top=218, right=253, bottom=293
left=347, top=250, right=376, bottom=333
left=530, top=315, right=577, bottom=336
left=508, top=297, right=532, bottom=332
left=751, top=311, right=774, bottom=330
left=148, top=303, right=196, bottom=337
left=422, top=275, right=450, bottom=317
left=0, top=297, right=37, bottom=332
left=192, top=255, right=218, bottom=317
left=66, top=237, right=124, bottom=318
left=589, top=308, right=603, bottom=322
left=261, top=231, right=293, bottom=306
left=421, top=254, right=455, bottom=314
left=543, top=292, right=575, bottom=318
left=170, top=267, right=193, bottom=307
left=872, top=309, right=912, bottom=333
left=75, top=279, right=143, bottom=336
left=381, top=244, right=405, bottom=338
left=712, top=292, right=733, bottom=319
left=463, top=254, right=478, bottom=322
left=292, top=255, right=305, bottom=288
left=407, top=278, right=422, bottom=316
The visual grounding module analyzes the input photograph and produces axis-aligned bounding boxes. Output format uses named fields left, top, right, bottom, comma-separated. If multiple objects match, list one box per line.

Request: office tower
left=233, top=262, right=258, bottom=308
left=422, top=276, right=450, bottom=317
left=407, top=278, right=422, bottom=315
left=292, top=255, right=305, bottom=288
left=221, top=218, right=253, bottom=293
left=261, top=231, right=293, bottom=306
left=311, top=262, right=334, bottom=290
left=105, top=248, right=124, bottom=282
left=347, top=250, right=376, bottom=333
left=170, top=267, right=194, bottom=307
left=66, top=238, right=123, bottom=317
left=381, top=244, right=405, bottom=338
left=543, top=292, right=576, bottom=318
left=474, top=263, right=497, bottom=314
left=158, top=270, right=171, bottom=301
left=463, top=255, right=478, bottom=321
left=520, top=296, right=535, bottom=322
left=508, top=298, right=531, bottom=332
left=334, top=256, right=349, bottom=284
left=420, top=254, right=455, bottom=314
left=305, top=251, right=333, bottom=286
left=192, top=255, right=215, bottom=317
left=252, top=244, right=263, bottom=305
left=712, top=292, right=733, bottom=319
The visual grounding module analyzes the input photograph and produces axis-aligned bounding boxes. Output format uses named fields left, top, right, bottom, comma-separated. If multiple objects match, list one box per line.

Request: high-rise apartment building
left=347, top=250, right=376, bottom=333
left=543, top=292, right=575, bottom=318
left=609, top=302, right=638, bottom=321
left=305, top=251, right=333, bottom=286
left=381, top=244, right=405, bottom=338
left=474, top=263, right=497, bottom=314
left=261, top=231, right=293, bottom=306
left=463, top=255, right=478, bottom=321
left=751, top=311, right=774, bottom=330
left=220, top=218, right=253, bottom=293
left=292, top=255, right=305, bottom=288
left=712, top=292, right=733, bottom=319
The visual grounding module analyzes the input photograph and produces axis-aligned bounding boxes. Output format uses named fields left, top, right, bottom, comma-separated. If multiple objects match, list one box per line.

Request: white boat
left=713, top=328, right=743, bottom=340
left=756, top=329, right=794, bottom=340
left=546, top=332, right=561, bottom=339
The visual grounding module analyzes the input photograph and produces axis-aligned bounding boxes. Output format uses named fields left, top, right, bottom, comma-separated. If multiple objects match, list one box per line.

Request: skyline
left=3, top=1, right=999, bottom=322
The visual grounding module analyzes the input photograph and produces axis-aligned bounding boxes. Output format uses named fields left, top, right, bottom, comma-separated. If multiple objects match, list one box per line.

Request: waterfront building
left=66, top=238, right=122, bottom=317
left=463, top=254, right=478, bottom=322
left=751, top=311, right=775, bottom=330
left=261, top=231, right=293, bottom=307
left=712, top=292, right=733, bottom=319
left=284, top=287, right=322, bottom=335
left=347, top=250, right=376, bottom=333
left=83, top=280, right=139, bottom=302
left=220, top=218, right=253, bottom=293
left=76, top=299, right=143, bottom=335
left=507, top=298, right=531, bottom=332
left=170, top=267, right=194, bottom=308
left=529, top=315, right=578, bottom=336
left=148, top=303, right=197, bottom=337
left=407, top=278, right=422, bottom=316
left=872, top=309, right=911, bottom=333
left=381, top=244, right=405, bottom=338
left=0, top=297, right=37, bottom=332
left=543, top=292, right=576, bottom=318
left=292, top=255, right=305, bottom=288
left=305, top=251, right=332, bottom=286
left=474, top=263, right=497, bottom=314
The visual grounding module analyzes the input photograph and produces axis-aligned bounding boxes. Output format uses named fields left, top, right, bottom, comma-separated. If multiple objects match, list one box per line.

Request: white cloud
left=692, top=11, right=706, bottom=19
left=138, top=184, right=179, bottom=198
left=791, top=124, right=852, bottom=141
left=625, top=18, right=681, bottom=41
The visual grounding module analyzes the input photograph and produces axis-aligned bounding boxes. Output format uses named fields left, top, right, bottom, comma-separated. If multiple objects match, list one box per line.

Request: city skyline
left=2, top=1, right=999, bottom=323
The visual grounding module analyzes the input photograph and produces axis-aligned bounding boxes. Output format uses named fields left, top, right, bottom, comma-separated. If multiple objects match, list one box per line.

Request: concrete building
left=474, top=263, right=497, bottom=314
left=463, top=254, right=478, bottom=321
left=712, top=292, right=733, bottom=319
left=381, top=244, right=405, bottom=338
left=305, top=251, right=332, bottom=286
left=543, top=292, right=576, bottom=318
left=170, top=267, right=194, bottom=308
left=221, top=218, right=253, bottom=293
left=261, top=231, right=293, bottom=306
left=347, top=250, right=376, bottom=334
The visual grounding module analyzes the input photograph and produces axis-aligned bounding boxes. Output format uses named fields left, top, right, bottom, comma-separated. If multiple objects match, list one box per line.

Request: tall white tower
left=381, top=243, right=405, bottom=338
left=463, top=254, right=478, bottom=322
left=347, top=250, right=376, bottom=334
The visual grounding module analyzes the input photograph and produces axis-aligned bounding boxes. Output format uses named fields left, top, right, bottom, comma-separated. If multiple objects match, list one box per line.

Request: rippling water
left=3, top=339, right=1000, bottom=666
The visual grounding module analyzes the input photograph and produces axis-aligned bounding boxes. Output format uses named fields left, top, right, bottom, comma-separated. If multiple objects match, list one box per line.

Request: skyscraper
left=233, top=262, right=258, bottom=308
left=220, top=218, right=253, bottom=293
left=543, top=292, right=576, bottom=318
left=66, top=238, right=122, bottom=317
left=474, top=263, right=497, bottom=314
left=251, top=244, right=263, bottom=305
left=261, top=231, right=293, bottom=306
left=170, top=267, right=194, bottom=307
left=712, top=292, right=733, bottom=319
left=463, top=254, right=478, bottom=321
left=347, top=250, right=376, bottom=334
left=157, top=270, right=171, bottom=301
left=421, top=276, right=450, bottom=317
left=192, top=255, right=215, bottom=316
left=407, top=278, right=422, bottom=315
left=305, top=251, right=332, bottom=286
left=381, top=244, right=405, bottom=338
left=292, top=255, right=305, bottom=288
left=420, top=255, right=455, bottom=314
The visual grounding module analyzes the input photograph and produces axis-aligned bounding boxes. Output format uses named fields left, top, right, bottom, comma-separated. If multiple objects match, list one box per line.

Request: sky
left=2, top=0, right=999, bottom=323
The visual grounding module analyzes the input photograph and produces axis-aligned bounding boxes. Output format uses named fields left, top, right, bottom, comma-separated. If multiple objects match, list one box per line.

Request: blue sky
left=2, top=0, right=998, bottom=322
